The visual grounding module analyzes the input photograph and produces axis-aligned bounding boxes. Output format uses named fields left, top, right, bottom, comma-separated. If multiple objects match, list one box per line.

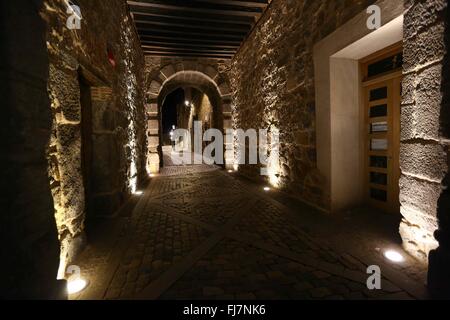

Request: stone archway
left=145, top=63, right=233, bottom=173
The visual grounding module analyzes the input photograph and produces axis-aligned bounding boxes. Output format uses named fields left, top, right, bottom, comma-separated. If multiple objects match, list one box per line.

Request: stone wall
left=0, top=0, right=65, bottom=299
left=229, top=0, right=376, bottom=210
left=41, top=0, right=147, bottom=278
left=400, top=0, right=449, bottom=261
left=177, top=101, right=190, bottom=131
left=230, top=0, right=450, bottom=264
left=196, top=94, right=215, bottom=129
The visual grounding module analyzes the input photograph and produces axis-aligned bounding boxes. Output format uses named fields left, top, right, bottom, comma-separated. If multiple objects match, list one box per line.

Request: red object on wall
left=107, top=48, right=116, bottom=68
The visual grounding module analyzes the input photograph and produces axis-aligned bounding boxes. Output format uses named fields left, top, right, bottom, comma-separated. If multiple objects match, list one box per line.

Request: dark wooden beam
left=132, top=17, right=250, bottom=33
left=130, top=7, right=255, bottom=25
left=194, top=0, right=268, bottom=9
left=143, top=51, right=234, bottom=59
left=128, top=1, right=262, bottom=17
left=138, top=31, right=243, bottom=44
left=127, top=0, right=270, bottom=60
left=141, top=45, right=236, bottom=54
left=140, top=39, right=240, bottom=49
left=135, top=23, right=248, bottom=38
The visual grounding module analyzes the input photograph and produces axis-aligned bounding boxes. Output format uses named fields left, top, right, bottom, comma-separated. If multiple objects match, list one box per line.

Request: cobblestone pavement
left=72, top=162, right=428, bottom=300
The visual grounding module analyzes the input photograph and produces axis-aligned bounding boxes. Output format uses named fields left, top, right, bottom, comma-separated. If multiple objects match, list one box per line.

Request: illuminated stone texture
left=229, top=0, right=377, bottom=211
left=400, top=0, right=448, bottom=262
left=229, top=0, right=449, bottom=267
left=402, top=0, right=450, bottom=298
left=42, top=0, right=147, bottom=277
left=0, top=0, right=64, bottom=299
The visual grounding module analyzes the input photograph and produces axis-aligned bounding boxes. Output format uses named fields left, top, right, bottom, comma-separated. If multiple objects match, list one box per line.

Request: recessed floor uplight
left=149, top=173, right=155, bottom=178
left=133, top=190, right=143, bottom=196
left=228, top=170, right=233, bottom=173
left=264, top=187, right=271, bottom=192
left=384, top=250, right=404, bottom=263
left=67, top=278, right=87, bottom=295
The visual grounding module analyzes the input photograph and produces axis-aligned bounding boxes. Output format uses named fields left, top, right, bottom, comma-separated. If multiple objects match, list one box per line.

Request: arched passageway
left=160, top=86, right=221, bottom=167
left=145, top=65, right=233, bottom=174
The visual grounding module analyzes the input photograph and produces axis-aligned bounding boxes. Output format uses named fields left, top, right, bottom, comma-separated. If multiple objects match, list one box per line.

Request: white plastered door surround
left=313, top=0, right=404, bottom=213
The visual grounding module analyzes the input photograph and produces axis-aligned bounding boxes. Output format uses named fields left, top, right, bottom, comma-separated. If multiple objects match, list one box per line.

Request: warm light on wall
left=268, top=168, right=280, bottom=188
left=121, top=17, right=140, bottom=195
left=57, top=259, right=67, bottom=281
left=266, top=127, right=281, bottom=188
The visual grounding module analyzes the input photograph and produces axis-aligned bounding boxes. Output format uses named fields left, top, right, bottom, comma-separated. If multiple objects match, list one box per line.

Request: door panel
left=364, top=77, right=401, bottom=214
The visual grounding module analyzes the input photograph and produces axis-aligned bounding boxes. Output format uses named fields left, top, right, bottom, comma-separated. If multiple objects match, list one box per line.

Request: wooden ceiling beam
left=132, top=18, right=250, bottom=33
left=138, top=32, right=243, bottom=44
left=128, top=1, right=262, bottom=17
left=127, top=0, right=270, bottom=59
left=143, top=51, right=234, bottom=59
left=130, top=7, right=255, bottom=25
left=194, top=0, right=268, bottom=9
left=135, top=23, right=248, bottom=38
left=140, top=39, right=240, bottom=49
left=141, top=45, right=236, bottom=54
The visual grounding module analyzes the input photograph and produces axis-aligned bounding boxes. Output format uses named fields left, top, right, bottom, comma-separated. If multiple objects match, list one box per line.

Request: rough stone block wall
left=41, top=0, right=147, bottom=277
left=229, top=0, right=375, bottom=210
left=400, top=0, right=449, bottom=260
left=195, top=94, right=214, bottom=128
left=0, top=0, right=64, bottom=298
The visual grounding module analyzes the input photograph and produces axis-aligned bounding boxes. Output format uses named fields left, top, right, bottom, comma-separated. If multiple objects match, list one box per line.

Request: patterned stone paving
left=72, top=161, right=427, bottom=300
left=146, top=177, right=189, bottom=196
left=160, top=240, right=396, bottom=300
left=105, top=206, right=211, bottom=299
left=160, top=164, right=220, bottom=177
left=235, top=199, right=318, bottom=255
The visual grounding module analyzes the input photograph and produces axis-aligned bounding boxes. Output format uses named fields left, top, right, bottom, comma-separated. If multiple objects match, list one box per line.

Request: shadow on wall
left=428, top=3, right=450, bottom=299
left=0, top=0, right=65, bottom=299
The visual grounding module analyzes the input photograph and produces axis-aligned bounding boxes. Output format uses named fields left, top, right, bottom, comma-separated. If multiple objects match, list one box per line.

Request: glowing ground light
left=384, top=250, right=404, bottom=263
left=228, top=170, right=233, bottom=173
left=133, top=190, right=143, bottom=196
left=67, top=278, right=87, bottom=295
left=264, top=187, right=271, bottom=192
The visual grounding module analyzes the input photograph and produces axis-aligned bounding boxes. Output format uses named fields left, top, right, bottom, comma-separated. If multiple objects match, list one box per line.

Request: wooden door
left=363, top=76, right=401, bottom=214
left=361, top=43, right=403, bottom=215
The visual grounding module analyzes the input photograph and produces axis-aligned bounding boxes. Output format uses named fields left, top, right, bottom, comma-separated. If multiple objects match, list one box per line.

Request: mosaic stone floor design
left=72, top=162, right=428, bottom=300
